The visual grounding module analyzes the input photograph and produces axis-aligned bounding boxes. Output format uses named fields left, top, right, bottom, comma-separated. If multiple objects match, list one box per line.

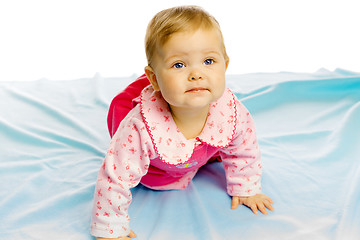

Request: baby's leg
left=107, top=74, right=150, bottom=137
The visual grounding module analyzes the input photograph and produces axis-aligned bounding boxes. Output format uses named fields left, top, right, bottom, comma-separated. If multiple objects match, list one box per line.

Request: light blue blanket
left=1, top=69, right=359, bottom=240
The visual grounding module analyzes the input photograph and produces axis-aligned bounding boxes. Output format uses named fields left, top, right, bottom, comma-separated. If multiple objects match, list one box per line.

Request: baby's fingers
left=257, top=202, right=269, bottom=215
left=258, top=198, right=274, bottom=215
left=128, top=230, right=137, bottom=238
left=262, top=194, right=274, bottom=204
left=231, top=196, right=240, bottom=209
left=248, top=202, right=259, bottom=215
left=264, top=199, right=274, bottom=212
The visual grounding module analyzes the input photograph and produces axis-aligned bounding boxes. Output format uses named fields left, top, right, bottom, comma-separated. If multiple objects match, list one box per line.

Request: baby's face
left=150, top=28, right=229, bottom=113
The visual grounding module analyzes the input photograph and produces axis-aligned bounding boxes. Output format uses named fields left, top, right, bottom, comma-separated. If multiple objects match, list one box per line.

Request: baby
left=91, top=5, right=274, bottom=240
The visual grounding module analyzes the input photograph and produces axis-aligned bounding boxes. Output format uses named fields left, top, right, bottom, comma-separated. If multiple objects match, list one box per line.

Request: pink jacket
left=91, top=85, right=262, bottom=238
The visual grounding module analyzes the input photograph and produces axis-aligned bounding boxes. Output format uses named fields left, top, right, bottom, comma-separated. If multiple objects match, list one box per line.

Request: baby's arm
left=220, top=102, right=262, bottom=197
left=220, top=101, right=274, bottom=214
left=91, top=115, right=153, bottom=238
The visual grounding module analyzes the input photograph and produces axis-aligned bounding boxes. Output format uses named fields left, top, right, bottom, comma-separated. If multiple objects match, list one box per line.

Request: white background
left=0, top=0, right=359, bottom=81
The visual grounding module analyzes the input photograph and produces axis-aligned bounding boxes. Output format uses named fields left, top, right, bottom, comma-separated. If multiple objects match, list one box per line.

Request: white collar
left=140, top=86, right=237, bottom=165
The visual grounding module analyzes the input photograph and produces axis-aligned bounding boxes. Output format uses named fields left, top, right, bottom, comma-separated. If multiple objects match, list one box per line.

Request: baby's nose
left=188, top=70, right=203, bottom=81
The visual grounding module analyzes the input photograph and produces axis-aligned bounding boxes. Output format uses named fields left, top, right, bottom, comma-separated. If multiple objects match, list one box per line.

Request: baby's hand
left=231, top=194, right=274, bottom=215
left=96, top=229, right=137, bottom=240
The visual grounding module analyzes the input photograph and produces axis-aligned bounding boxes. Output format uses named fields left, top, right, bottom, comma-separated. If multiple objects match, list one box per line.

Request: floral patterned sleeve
left=91, top=108, right=154, bottom=238
left=220, top=101, right=262, bottom=197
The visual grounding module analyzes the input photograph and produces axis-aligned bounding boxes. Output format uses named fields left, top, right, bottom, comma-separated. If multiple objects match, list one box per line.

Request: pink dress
left=91, top=76, right=262, bottom=238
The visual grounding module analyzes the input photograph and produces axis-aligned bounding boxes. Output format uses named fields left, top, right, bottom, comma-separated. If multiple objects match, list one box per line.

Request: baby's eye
left=204, top=59, right=214, bottom=65
left=173, top=62, right=184, bottom=69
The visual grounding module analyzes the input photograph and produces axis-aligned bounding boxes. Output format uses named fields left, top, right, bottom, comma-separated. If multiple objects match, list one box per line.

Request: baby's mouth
left=185, top=87, right=209, bottom=93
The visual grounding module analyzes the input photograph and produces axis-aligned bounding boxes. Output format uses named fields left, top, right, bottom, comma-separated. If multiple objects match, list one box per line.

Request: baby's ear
left=225, top=58, right=230, bottom=71
left=144, top=66, right=160, bottom=91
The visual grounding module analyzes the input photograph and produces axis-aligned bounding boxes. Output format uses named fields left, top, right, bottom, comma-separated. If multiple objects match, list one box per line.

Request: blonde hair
left=145, top=5, right=229, bottom=67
